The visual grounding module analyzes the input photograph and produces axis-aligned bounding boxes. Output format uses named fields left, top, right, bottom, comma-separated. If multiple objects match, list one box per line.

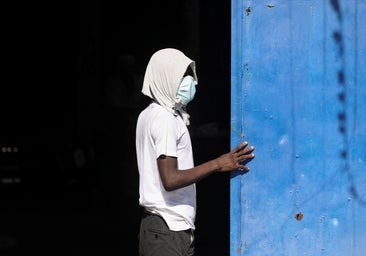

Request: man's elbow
left=161, top=179, right=178, bottom=192
left=163, top=183, right=177, bottom=192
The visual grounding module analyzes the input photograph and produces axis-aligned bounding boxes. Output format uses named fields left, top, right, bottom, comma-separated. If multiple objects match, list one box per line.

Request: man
left=135, top=48, right=255, bottom=256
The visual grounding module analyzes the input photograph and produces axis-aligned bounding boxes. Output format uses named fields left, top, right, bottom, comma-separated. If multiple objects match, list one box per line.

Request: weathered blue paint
left=230, top=1, right=366, bottom=255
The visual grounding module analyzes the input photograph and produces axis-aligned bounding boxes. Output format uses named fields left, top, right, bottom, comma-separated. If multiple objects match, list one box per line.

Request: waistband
left=142, top=208, right=193, bottom=234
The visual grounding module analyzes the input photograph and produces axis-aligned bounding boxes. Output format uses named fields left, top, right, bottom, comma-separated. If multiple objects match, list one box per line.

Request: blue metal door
left=230, top=1, right=366, bottom=255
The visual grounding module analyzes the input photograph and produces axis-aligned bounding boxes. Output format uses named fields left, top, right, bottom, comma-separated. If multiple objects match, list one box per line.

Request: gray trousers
left=139, top=212, right=195, bottom=256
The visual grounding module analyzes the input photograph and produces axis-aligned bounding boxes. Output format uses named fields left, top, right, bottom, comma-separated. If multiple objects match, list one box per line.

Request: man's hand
left=214, top=141, right=255, bottom=172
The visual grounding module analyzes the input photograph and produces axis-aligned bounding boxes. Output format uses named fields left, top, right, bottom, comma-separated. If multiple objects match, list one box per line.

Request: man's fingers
left=240, top=154, right=255, bottom=165
left=232, top=141, right=255, bottom=171
left=237, top=164, right=250, bottom=172
left=237, top=145, right=255, bottom=156
left=233, top=141, right=248, bottom=152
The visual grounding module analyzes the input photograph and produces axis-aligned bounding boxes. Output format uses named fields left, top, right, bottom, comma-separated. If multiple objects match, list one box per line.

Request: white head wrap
left=141, top=48, right=198, bottom=125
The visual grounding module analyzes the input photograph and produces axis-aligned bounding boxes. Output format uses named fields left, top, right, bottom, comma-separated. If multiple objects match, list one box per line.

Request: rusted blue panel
left=230, top=1, right=366, bottom=255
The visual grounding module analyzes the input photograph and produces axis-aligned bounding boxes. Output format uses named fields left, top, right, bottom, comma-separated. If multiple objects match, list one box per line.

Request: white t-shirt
left=136, top=102, right=196, bottom=231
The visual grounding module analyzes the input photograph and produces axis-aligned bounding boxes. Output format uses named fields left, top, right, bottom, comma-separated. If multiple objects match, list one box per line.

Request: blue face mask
left=177, top=75, right=197, bottom=105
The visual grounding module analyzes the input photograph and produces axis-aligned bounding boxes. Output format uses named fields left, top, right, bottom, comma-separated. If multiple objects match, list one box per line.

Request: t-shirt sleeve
left=151, top=114, right=178, bottom=159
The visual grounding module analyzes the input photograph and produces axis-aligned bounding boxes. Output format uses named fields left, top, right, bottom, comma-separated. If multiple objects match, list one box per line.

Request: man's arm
left=157, top=141, right=255, bottom=191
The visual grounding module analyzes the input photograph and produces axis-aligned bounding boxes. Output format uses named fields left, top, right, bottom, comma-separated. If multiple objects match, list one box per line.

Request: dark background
left=1, top=1, right=231, bottom=255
